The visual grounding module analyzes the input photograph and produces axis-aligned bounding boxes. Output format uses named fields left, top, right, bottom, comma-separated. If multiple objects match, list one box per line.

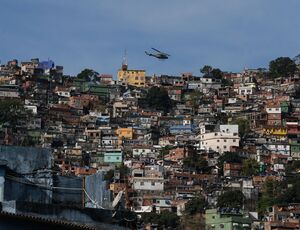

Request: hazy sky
left=1, top=0, right=300, bottom=76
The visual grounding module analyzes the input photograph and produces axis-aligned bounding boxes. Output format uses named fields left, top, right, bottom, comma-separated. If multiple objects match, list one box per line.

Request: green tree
left=142, top=210, right=179, bottom=229
left=231, top=118, right=250, bottom=138
left=221, top=78, right=233, bottom=87
left=200, top=65, right=213, bottom=76
left=185, top=195, right=207, bottom=215
left=258, top=176, right=300, bottom=216
left=146, top=87, right=172, bottom=113
left=159, top=145, right=174, bottom=159
left=257, top=179, right=282, bottom=215
left=104, top=163, right=129, bottom=182
left=183, top=155, right=210, bottom=173
left=217, top=190, right=245, bottom=208
left=285, top=160, right=300, bottom=174
left=187, top=91, right=204, bottom=113
left=217, top=152, right=243, bottom=173
left=241, top=159, right=259, bottom=176
left=269, top=57, right=297, bottom=78
left=0, top=99, right=26, bottom=130
left=211, top=68, right=223, bottom=79
left=77, top=68, right=99, bottom=81
left=200, top=65, right=223, bottom=79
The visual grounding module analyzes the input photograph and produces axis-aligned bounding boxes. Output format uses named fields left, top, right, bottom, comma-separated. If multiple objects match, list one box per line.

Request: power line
left=5, top=174, right=106, bottom=209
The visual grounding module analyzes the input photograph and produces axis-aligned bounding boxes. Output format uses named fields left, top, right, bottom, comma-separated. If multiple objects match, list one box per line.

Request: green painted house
left=205, top=209, right=252, bottom=230
left=291, top=141, right=300, bottom=159
left=88, top=85, right=110, bottom=101
left=280, top=101, right=290, bottom=114
left=104, top=149, right=123, bottom=164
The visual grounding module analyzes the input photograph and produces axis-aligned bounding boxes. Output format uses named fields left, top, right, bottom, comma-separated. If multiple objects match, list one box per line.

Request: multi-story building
left=103, top=149, right=123, bottom=165
left=199, top=132, right=240, bottom=154
left=117, top=62, right=145, bottom=87
left=132, top=165, right=164, bottom=192
left=205, top=208, right=252, bottom=230
left=266, top=104, right=282, bottom=126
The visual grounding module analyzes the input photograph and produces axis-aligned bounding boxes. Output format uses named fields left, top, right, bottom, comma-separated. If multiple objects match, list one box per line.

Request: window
left=233, top=139, right=236, bottom=142
left=224, top=146, right=227, bottom=149
left=217, top=140, right=220, bottom=142
left=151, top=182, right=155, bottom=186
left=140, top=182, right=144, bottom=186
left=116, top=157, right=120, bottom=160
left=224, top=140, right=227, bottom=142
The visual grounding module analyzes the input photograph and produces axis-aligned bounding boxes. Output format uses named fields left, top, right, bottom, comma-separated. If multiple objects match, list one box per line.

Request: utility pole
left=82, top=176, right=85, bottom=209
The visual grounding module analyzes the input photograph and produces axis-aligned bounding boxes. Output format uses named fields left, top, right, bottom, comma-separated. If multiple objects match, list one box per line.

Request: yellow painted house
left=263, top=126, right=287, bottom=136
left=116, top=127, right=133, bottom=145
left=117, top=64, right=145, bottom=87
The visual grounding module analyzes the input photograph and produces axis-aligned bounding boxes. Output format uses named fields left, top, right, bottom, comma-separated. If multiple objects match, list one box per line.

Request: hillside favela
left=3, top=1, right=300, bottom=230
left=0, top=55, right=300, bottom=230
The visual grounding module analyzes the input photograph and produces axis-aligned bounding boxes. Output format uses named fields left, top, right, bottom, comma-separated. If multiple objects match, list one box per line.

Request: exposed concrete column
left=0, top=162, right=7, bottom=203
left=0, top=177, right=4, bottom=202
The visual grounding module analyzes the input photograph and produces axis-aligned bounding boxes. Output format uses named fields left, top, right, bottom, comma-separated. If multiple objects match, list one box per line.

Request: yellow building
left=263, top=126, right=287, bottom=136
left=117, top=63, right=145, bottom=87
left=116, top=127, right=133, bottom=145
left=116, top=127, right=133, bottom=139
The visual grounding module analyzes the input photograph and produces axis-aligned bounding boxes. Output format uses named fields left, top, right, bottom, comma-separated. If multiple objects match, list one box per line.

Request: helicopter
left=145, top=48, right=170, bottom=59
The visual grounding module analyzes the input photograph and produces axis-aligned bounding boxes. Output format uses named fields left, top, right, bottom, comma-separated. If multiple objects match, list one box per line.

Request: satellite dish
left=112, top=190, right=123, bottom=209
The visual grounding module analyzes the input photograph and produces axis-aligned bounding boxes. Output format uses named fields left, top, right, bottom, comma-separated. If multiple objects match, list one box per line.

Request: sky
left=1, top=0, right=300, bottom=77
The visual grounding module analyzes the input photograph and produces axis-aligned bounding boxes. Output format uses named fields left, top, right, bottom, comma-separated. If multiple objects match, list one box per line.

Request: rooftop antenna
left=122, top=49, right=128, bottom=70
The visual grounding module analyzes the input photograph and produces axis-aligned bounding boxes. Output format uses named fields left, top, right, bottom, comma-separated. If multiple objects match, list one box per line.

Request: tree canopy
left=185, top=195, right=208, bottom=215
left=258, top=176, right=300, bottom=216
left=142, top=210, right=179, bottom=229
left=217, top=152, right=244, bottom=175
left=0, top=99, right=27, bottom=130
left=217, top=152, right=243, bottom=169
left=217, top=190, right=245, bottom=208
left=269, top=57, right=297, bottom=78
left=241, top=159, right=259, bottom=177
left=231, top=118, right=250, bottom=138
left=183, top=155, right=210, bottom=173
left=200, top=65, right=213, bottom=76
left=200, top=65, right=223, bottom=79
left=146, top=87, right=172, bottom=113
left=104, top=163, right=129, bottom=182
left=77, top=68, right=99, bottom=82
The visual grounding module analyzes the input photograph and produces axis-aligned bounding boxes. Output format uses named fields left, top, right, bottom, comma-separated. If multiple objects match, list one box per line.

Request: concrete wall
left=5, top=174, right=52, bottom=204
left=52, top=175, right=82, bottom=207
left=0, top=145, right=52, bottom=174
left=84, top=172, right=111, bottom=209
